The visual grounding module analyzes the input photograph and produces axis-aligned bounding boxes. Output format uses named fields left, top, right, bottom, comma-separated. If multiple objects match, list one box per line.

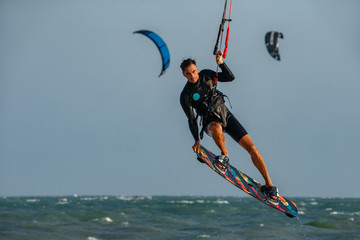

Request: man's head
left=181, top=58, right=199, bottom=84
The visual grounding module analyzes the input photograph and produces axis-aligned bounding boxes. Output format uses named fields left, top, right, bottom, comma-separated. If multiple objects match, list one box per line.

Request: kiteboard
left=196, top=145, right=298, bottom=218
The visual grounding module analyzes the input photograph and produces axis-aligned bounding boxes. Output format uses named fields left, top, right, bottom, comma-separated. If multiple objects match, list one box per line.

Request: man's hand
left=216, top=51, right=224, bottom=65
left=192, top=140, right=201, bottom=153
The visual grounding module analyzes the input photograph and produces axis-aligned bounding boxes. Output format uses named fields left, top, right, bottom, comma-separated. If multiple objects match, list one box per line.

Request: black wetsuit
left=180, top=63, right=248, bottom=142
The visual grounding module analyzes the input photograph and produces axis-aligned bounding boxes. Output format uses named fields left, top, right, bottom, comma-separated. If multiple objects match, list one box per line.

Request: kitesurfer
left=180, top=51, right=279, bottom=203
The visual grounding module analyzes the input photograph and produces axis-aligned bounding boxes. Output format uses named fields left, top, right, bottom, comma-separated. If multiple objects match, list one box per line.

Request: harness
left=193, top=77, right=232, bottom=139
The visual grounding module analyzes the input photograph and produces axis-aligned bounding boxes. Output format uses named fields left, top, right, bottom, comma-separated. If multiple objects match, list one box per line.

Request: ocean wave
left=329, top=211, right=346, bottom=215
left=80, top=196, right=110, bottom=201
left=103, top=217, right=113, bottom=223
left=167, top=200, right=192, bottom=204
left=178, top=200, right=195, bottom=204
left=26, top=198, right=40, bottom=203
left=213, top=199, right=229, bottom=204
left=134, top=195, right=153, bottom=200
left=196, top=234, right=210, bottom=238
left=56, top=198, right=68, bottom=205
left=92, top=217, right=114, bottom=224
left=304, top=220, right=338, bottom=229
left=167, top=199, right=229, bottom=205
left=115, top=195, right=152, bottom=201
left=116, top=196, right=134, bottom=201
left=87, top=237, right=100, bottom=240
left=330, top=210, right=360, bottom=216
left=168, top=200, right=195, bottom=204
left=81, top=197, right=99, bottom=201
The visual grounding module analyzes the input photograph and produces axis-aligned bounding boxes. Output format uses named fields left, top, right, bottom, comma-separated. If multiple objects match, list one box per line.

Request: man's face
left=183, top=64, right=199, bottom=84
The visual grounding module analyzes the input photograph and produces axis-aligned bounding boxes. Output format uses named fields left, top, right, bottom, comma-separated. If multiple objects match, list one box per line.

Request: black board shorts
left=205, top=111, right=248, bottom=142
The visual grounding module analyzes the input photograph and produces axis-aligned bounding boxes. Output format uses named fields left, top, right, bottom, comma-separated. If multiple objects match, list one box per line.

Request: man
left=180, top=52, right=279, bottom=203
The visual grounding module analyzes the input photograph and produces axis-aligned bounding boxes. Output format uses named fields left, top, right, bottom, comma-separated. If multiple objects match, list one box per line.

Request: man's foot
left=261, top=186, right=279, bottom=205
left=214, top=155, right=229, bottom=172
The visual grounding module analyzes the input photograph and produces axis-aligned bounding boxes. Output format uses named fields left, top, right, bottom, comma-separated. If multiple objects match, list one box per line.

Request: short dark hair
left=180, top=58, right=196, bottom=72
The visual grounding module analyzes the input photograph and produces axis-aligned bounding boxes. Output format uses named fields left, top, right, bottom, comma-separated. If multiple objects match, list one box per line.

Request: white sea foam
left=197, top=234, right=210, bottom=238
left=329, top=211, right=360, bottom=216
left=298, top=211, right=305, bottom=215
left=214, top=199, right=229, bottom=204
left=26, top=199, right=40, bottom=203
left=134, top=195, right=152, bottom=200
left=87, top=237, right=99, bottom=240
left=122, top=221, right=129, bottom=226
left=168, top=200, right=196, bottom=204
left=56, top=198, right=68, bottom=205
left=330, top=211, right=346, bottom=215
left=116, top=196, right=133, bottom=201
left=81, top=197, right=98, bottom=201
left=100, top=196, right=109, bottom=201
left=103, top=217, right=113, bottom=223
left=80, top=196, right=108, bottom=201
left=92, top=217, right=114, bottom=223
left=178, top=200, right=194, bottom=204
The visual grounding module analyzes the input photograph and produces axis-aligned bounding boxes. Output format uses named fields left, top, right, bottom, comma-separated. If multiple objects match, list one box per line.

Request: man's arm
left=180, top=91, right=200, bottom=142
left=218, top=62, right=235, bottom=82
left=180, top=93, right=201, bottom=153
left=215, top=51, right=235, bottom=82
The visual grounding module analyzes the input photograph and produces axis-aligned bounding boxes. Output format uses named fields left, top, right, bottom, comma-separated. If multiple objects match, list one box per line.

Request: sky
left=1, top=0, right=360, bottom=198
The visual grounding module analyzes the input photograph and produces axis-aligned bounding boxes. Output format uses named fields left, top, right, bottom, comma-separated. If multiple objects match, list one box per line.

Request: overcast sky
left=1, top=0, right=360, bottom=197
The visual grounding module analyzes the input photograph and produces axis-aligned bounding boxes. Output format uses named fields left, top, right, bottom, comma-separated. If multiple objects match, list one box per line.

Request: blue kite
left=133, top=30, right=170, bottom=77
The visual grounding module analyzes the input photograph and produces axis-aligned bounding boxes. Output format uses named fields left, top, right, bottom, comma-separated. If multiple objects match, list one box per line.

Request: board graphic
left=197, top=145, right=298, bottom=218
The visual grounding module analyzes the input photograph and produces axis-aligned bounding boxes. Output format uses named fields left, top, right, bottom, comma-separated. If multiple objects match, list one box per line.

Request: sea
left=1, top=196, right=359, bottom=240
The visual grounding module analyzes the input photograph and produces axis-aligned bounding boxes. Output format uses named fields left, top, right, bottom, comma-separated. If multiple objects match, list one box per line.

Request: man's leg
left=207, top=122, right=228, bottom=157
left=238, top=134, right=274, bottom=188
